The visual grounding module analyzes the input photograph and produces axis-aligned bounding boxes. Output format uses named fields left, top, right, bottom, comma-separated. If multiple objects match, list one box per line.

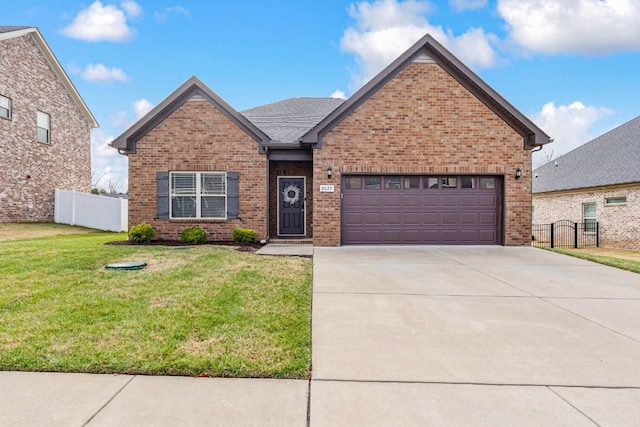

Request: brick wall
left=533, top=186, right=640, bottom=250
left=268, top=161, right=313, bottom=238
left=312, top=61, right=532, bottom=246
left=0, top=34, right=91, bottom=222
left=127, top=98, right=267, bottom=241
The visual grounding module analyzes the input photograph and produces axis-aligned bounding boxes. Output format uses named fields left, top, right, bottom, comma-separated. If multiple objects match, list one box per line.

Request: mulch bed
left=104, top=240, right=263, bottom=253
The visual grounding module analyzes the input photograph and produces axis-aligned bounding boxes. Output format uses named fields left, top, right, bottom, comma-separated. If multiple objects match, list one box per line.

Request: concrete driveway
left=311, top=246, right=640, bottom=426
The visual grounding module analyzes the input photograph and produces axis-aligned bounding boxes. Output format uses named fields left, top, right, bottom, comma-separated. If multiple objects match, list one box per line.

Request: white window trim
left=0, top=95, right=11, bottom=120
left=582, top=202, right=597, bottom=233
left=37, top=111, right=51, bottom=144
left=605, top=196, right=627, bottom=206
left=169, top=171, right=227, bottom=220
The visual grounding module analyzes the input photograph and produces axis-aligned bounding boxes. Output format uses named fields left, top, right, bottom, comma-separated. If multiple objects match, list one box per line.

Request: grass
left=547, top=248, right=640, bottom=274
left=0, top=229, right=312, bottom=378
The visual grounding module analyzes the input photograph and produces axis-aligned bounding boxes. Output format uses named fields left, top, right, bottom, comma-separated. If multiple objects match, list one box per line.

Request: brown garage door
left=342, top=175, right=502, bottom=245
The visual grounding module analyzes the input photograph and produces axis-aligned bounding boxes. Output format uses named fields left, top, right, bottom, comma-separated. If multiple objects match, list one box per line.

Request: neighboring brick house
left=111, top=34, right=551, bottom=246
left=0, top=26, right=98, bottom=222
left=533, top=116, right=640, bottom=250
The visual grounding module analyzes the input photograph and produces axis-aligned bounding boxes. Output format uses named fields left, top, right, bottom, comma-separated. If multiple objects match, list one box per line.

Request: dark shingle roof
left=0, top=26, right=32, bottom=34
left=242, top=97, right=344, bottom=143
left=533, top=115, right=640, bottom=193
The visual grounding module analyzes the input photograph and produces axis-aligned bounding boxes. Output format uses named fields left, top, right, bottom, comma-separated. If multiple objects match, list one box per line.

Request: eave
left=0, top=27, right=99, bottom=128
left=301, top=34, right=551, bottom=150
left=110, top=76, right=271, bottom=155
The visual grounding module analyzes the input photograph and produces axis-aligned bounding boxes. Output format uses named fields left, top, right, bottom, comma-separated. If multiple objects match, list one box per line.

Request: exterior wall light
left=327, top=166, right=333, bottom=179
left=515, top=167, right=522, bottom=180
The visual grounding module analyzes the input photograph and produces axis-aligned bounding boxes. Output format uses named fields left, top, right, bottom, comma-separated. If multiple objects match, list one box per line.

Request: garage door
left=342, top=175, right=501, bottom=245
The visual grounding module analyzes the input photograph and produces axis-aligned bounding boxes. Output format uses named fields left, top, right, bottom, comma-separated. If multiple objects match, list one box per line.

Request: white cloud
left=93, top=97, right=153, bottom=192
left=449, top=0, right=488, bottom=11
left=61, top=1, right=142, bottom=42
left=109, top=110, right=130, bottom=129
left=121, top=0, right=142, bottom=17
left=91, top=129, right=128, bottom=192
left=340, top=0, right=499, bottom=88
left=531, top=101, right=614, bottom=167
left=110, top=98, right=155, bottom=129
left=74, top=63, right=130, bottom=82
left=331, top=89, right=347, bottom=99
left=154, top=6, right=189, bottom=23
left=498, top=0, right=640, bottom=55
left=133, top=98, right=153, bottom=120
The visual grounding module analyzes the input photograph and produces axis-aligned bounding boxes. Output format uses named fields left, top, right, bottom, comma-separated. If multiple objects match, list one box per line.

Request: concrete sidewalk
left=0, top=372, right=308, bottom=426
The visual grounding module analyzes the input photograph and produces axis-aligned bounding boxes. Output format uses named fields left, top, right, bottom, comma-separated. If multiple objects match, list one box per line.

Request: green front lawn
left=548, top=248, right=640, bottom=274
left=0, top=230, right=312, bottom=378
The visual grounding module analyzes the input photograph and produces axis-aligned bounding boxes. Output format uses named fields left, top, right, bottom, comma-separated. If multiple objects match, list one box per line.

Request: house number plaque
left=319, top=185, right=335, bottom=193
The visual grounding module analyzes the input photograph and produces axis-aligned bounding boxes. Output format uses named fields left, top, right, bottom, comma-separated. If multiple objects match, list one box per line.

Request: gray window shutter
left=156, top=171, right=169, bottom=219
left=227, top=171, right=239, bottom=219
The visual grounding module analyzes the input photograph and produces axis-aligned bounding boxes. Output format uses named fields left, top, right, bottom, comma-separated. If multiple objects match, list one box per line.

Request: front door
left=278, top=176, right=305, bottom=236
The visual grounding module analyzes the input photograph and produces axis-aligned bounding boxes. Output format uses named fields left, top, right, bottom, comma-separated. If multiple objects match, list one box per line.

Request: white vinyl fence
left=54, top=189, right=128, bottom=232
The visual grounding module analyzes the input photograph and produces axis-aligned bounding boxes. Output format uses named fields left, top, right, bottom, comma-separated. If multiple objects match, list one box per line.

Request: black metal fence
left=532, top=220, right=599, bottom=249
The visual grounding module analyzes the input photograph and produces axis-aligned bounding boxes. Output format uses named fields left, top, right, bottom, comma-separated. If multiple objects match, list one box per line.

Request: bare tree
left=533, top=148, right=557, bottom=169
left=91, top=168, right=107, bottom=189
left=107, top=179, right=120, bottom=195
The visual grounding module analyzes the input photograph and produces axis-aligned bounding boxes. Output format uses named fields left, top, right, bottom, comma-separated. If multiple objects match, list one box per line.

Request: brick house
left=533, top=116, right=640, bottom=250
left=0, top=26, right=98, bottom=222
left=111, top=34, right=551, bottom=246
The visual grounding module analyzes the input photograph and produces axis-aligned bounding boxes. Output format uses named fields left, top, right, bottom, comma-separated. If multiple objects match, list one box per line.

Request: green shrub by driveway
left=0, top=230, right=312, bottom=378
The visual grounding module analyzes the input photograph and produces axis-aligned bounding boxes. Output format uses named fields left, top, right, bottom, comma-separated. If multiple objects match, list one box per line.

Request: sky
left=4, top=0, right=640, bottom=192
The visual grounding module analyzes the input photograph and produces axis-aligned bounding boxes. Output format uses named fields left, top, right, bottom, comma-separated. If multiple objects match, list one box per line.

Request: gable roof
left=301, top=33, right=551, bottom=149
left=110, top=76, right=271, bottom=154
left=241, top=97, right=344, bottom=143
left=0, top=26, right=98, bottom=128
left=533, top=115, right=640, bottom=193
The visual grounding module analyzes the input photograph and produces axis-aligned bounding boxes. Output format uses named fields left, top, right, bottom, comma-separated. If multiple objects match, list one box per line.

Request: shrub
left=129, top=223, right=155, bottom=244
left=232, top=228, right=257, bottom=243
left=181, top=226, right=207, bottom=244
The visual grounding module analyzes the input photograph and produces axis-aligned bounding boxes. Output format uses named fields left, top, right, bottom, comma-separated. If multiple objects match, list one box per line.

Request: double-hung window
left=37, top=111, right=50, bottom=143
left=582, top=203, right=597, bottom=233
left=0, top=95, right=11, bottom=119
left=170, top=172, right=226, bottom=219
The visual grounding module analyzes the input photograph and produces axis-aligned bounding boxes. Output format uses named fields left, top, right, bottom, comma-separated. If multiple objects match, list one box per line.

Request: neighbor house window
left=582, top=203, right=596, bottom=232
left=0, top=95, right=11, bottom=119
left=170, top=172, right=226, bottom=219
left=37, top=111, right=50, bottom=143
left=605, top=196, right=627, bottom=205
